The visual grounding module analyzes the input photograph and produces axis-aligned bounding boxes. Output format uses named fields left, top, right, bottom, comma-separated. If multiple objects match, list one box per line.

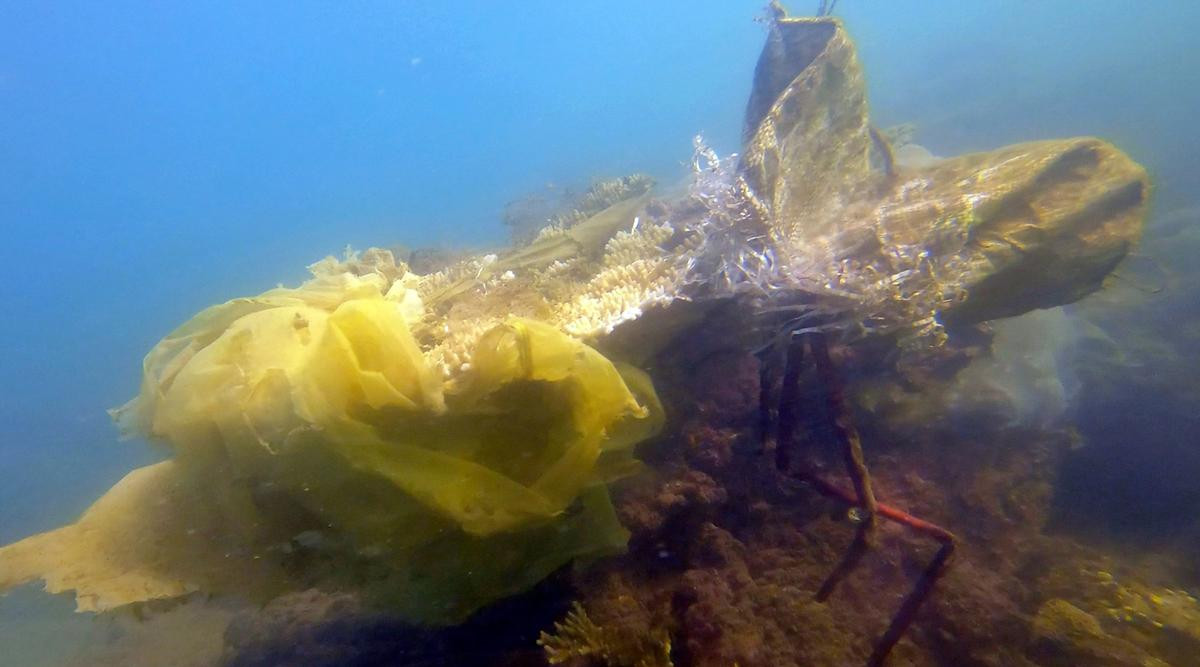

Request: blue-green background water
left=1, top=2, right=1198, bottom=664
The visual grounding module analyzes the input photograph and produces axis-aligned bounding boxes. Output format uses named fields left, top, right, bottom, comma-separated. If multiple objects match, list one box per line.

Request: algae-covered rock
left=1030, top=598, right=1167, bottom=667
left=1076, top=569, right=1200, bottom=666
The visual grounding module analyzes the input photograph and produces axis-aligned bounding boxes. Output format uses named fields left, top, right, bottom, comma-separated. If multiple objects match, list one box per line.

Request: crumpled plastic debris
left=0, top=269, right=662, bottom=623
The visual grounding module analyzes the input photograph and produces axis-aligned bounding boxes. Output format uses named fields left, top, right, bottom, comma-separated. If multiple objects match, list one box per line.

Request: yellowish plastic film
left=0, top=271, right=661, bottom=623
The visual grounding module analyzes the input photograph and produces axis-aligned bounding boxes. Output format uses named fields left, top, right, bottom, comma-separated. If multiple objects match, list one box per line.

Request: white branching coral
left=555, top=258, right=679, bottom=337
left=604, top=221, right=675, bottom=267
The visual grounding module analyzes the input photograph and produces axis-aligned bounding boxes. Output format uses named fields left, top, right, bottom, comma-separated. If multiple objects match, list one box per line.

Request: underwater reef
left=5, top=4, right=1198, bottom=667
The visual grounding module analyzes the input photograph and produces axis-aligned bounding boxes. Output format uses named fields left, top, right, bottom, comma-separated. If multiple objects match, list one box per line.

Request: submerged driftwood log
left=0, top=6, right=1148, bottom=646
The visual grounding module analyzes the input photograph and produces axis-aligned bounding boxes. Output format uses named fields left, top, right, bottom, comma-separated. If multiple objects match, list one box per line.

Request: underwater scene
left=2, top=1, right=1200, bottom=665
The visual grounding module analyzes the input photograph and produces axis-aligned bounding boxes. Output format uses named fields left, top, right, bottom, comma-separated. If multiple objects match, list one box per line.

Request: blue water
left=1, top=1, right=1198, bottom=664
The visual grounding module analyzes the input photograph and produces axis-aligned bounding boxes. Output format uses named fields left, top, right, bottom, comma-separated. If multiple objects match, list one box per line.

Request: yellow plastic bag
left=0, top=273, right=661, bottom=623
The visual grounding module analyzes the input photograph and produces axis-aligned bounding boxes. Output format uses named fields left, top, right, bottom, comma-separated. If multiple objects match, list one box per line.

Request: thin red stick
left=796, top=472, right=957, bottom=544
